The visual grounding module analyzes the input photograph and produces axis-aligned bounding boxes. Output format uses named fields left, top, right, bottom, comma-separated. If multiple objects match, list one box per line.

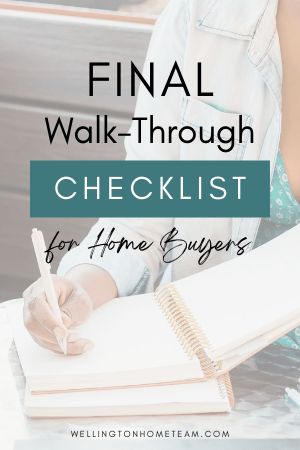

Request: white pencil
left=31, top=228, right=67, bottom=354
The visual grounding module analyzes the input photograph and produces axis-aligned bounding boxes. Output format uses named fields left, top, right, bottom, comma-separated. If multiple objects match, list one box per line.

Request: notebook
left=24, top=376, right=232, bottom=417
left=7, top=225, right=300, bottom=395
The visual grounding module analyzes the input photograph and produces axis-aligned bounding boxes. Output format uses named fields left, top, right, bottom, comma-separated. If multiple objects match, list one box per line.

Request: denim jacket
left=58, top=0, right=282, bottom=296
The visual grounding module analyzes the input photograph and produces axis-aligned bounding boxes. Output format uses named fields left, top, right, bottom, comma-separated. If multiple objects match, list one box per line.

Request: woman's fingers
left=26, top=291, right=67, bottom=334
left=23, top=307, right=57, bottom=344
left=23, top=275, right=94, bottom=354
left=31, top=334, right=94, bottom=355
left=67, top=338, right=94, bottom=355
left=60, top=287, right=93, bottom=327
left=23, top=288, right=68, bottom=352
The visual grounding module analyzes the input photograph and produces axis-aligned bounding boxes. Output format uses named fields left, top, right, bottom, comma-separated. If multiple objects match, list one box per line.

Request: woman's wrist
left=65, top=264, right=118, bottom=309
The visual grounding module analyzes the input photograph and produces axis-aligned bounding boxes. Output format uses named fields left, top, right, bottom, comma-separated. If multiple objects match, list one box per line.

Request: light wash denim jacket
left=58, top=0, right=282, bottom=296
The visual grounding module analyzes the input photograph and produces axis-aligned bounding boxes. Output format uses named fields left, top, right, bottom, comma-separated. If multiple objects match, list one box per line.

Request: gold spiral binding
left=217, top=373, right=235, bottom=408
left=155, top=283, right=222, bottom=378
left=155, top=283, right=235, bottom=407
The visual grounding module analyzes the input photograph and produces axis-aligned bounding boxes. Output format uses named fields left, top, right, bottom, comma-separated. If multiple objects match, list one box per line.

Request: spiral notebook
left=7, top=225, right=300, bottom=398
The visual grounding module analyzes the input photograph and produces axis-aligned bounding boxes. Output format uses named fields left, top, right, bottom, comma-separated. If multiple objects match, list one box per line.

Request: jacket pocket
left=180, top=97, right=253, bottom=161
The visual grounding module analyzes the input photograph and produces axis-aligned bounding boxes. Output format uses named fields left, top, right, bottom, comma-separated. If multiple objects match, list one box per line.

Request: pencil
left=31, top=228, right=67, bottom=354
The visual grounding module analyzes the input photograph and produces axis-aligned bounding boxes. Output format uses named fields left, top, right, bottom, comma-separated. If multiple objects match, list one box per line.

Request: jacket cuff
left=57, top=246, right=153, bottom=297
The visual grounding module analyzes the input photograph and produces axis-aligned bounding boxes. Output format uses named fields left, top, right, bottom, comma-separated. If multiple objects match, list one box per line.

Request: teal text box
left=30, top=160, right=270, bottom=218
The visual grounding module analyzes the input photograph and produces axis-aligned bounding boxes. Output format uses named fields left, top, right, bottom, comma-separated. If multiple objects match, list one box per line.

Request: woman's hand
left=23, top=275, right=94, bottom=355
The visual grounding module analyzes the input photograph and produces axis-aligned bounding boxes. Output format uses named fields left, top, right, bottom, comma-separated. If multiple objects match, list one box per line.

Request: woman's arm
left=65, top=264, right=117, bottom=310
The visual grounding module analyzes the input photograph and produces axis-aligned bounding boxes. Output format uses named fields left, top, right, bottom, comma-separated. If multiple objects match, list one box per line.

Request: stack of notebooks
left=6, top=224, right=300, bottom=417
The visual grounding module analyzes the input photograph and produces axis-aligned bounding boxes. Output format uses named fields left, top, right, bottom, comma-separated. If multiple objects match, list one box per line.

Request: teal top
left=255, top=152, right=300, bottom=350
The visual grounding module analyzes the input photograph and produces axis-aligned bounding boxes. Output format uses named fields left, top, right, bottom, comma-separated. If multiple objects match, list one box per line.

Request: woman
left=23, top=0, right=300, bottom=354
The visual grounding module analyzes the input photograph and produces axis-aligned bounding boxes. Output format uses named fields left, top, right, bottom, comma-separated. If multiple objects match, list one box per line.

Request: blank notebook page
left=7, top=293, right=195, bottom=383
left=173, top=225, right=300, bottom=359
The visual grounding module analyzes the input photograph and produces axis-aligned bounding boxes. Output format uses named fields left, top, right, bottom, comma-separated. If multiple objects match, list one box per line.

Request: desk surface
left=1, top=303, right=300, bottom=450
